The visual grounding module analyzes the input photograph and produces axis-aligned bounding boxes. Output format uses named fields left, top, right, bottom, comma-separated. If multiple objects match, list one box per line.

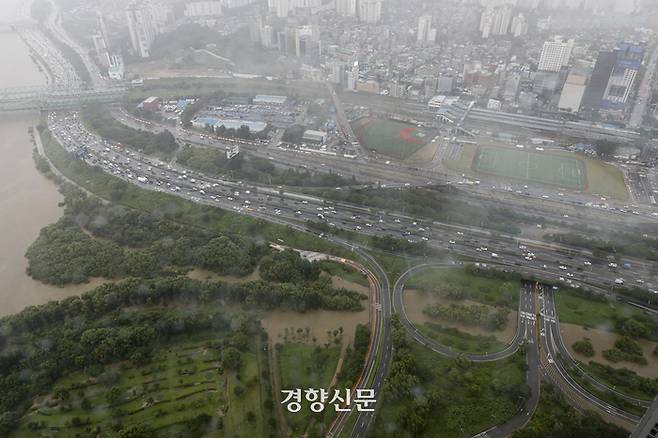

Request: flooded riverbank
left=261, top=276, right=370, bottom=352
left=0, top=27, right=103, bottom=317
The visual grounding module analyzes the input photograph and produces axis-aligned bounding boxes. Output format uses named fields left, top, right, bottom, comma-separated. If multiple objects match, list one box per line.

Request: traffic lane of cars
left=48, top=112, right=657, bottom=291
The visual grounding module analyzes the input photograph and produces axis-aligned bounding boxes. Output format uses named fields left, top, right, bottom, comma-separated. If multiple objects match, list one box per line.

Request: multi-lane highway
left=47, top=110, right=658, bottom=300
left=47, top=111, right=658, bottom=296
left=327, top=246, right=392, bottom=438
left=539, top=285, right=642, bottom=429
left=110, top=108, right=658, bottom=281
left=111, top=107, right=658, bottom=229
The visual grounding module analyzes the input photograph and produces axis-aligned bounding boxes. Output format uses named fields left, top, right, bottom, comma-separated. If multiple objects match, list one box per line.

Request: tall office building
left=347, top=61, right=359, bottom=91
left=336, top=0, right=357, bottom=16
left=417, top=15, right=433, bottom=43
left=108, top=55, right=125, bottom=80
left=327, top=61, right=345, bottom=85
left=602, top=42, right=645, bottom=107
left=537, top=37, right=574, bottom=72
left=581, top=42, right=644, bottom=111
left=126, top=1, right=160, bottom=58
left=358, top=0, right=382, bottom=24
left=581, top=50, right=618, bottom=111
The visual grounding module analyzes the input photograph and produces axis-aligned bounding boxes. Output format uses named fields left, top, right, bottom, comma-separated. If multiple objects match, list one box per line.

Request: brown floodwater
left=261, top=276, right=370, bottom=352
left=0, top=28, right=109, bottom=317
left=187, top=267, right=263, bottom=284
left=402, top=288, right=518, bottom=343
left=560, top=323, right=658, bottom=378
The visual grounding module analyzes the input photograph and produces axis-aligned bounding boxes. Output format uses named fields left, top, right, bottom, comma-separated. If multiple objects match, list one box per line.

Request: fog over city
left=0, top=0, right=658, bottom=437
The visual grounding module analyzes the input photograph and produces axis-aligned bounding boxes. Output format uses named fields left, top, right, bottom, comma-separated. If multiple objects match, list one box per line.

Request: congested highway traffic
left=113, top=106, right=658, bottom=241
left=47, top=110, right=658, bottom=296
left=15, top=27, right=82, bottom=90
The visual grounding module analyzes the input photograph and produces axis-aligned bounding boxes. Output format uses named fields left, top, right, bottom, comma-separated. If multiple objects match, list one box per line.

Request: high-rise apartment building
left=480, top=6, right=512, bottom=38
left=537, top=37, right=574, bottom=72
left=92, top=13, right=112, bottom=67
left=417, top=15, right=433, bottom=43
left=336, top=0, right=357, bottom=17
left=358, top=0, right=382, bottom=24
left=510, top=13, right=528, bottom=38
left=126, top=1, right=160, bottom=58
left=184, top=1, right=223, bottom=18
left=269, top=0, right=290, bottom=18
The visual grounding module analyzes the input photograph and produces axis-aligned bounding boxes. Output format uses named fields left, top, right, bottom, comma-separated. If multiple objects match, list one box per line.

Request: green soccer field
left=352, top=117, right=430, bottom=160
left=472, top=146, right=587, bottom=190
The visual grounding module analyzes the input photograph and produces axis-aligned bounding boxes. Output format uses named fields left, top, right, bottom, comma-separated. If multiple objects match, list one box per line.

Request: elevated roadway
left=0, top=85, right=127, bottom=111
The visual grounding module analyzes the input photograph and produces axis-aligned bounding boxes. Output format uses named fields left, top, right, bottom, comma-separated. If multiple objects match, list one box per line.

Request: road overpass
left=0, top=85, right=127, bottom=111
left=436, top=103, right=643, bottom=143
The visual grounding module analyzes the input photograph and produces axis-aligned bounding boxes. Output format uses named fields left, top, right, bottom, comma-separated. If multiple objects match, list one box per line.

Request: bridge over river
left=0, top=84, right=127, bottom=112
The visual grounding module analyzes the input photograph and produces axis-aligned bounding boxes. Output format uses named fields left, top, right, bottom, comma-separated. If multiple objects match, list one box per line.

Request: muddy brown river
left=0, top=20, right=108, bottom=317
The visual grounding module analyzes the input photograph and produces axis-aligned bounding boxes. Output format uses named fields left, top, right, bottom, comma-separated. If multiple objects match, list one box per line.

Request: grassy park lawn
left=405, top=266, right=520, bottom=310
left=352, top=117, right=430, bottom=160
left=15, top=333, right=267, bottom=438
left=418, top=322, right=507, bottom=355
left=277, top=343, right=341, bottom=437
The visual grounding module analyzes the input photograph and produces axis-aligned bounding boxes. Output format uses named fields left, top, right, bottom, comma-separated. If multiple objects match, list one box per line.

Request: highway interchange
left=46, top=109, right=658, bottom=436
left=14, top=13, right=658, bottom=436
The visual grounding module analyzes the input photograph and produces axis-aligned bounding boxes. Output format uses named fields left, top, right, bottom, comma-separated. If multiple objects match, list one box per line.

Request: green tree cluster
left=423, top=303, right=509, bottom=331
left=25, top=188, right=262, bottom=285
left=512, top=384, right=627, bottom=438
left=260, top=249, right=321, bottom=283
left=177, top=146, right=352, bottom=187
left=0, top=273, right=364, bottom=435
left=584, top=362, right=658, bottom=400
left=602, top=336, right=647, bottom=365
left=572, top=338, right=595, bottom=357
left=336, top=324, right=371, bottom=388
left=85, top=105, right=178, bottom=156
